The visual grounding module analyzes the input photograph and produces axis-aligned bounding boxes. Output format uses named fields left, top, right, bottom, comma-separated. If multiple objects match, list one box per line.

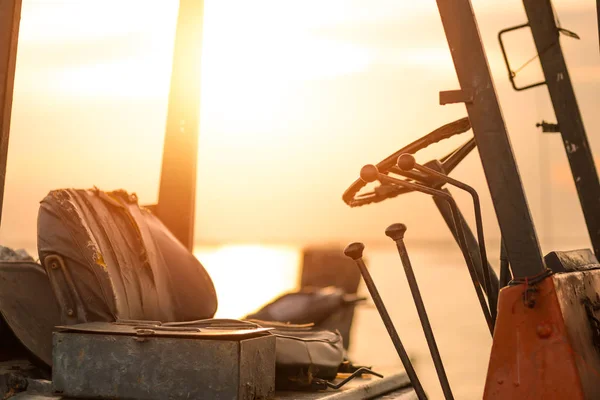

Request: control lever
left=431, top=190, right=500, bottom=302
left=397, top=154, right=497, bottom=322
left=385, top=223, right=454, bottom=400
left=343, top=243, right=427, bottom=400
left=360, top=164, right=494, bottom=335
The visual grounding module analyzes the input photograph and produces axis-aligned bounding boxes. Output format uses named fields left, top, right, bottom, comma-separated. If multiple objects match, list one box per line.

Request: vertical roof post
left=157, top=0, right=204, bottom=250
left=435, top=0, right=546, bottom=278
left=0, top=0, right=22, bottom=227
left=522, top=0, right=600, bottom=258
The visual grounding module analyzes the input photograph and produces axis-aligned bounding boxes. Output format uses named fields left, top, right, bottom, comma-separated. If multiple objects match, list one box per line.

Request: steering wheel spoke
left=349, top=183, right=414, bottom=207
left=439, top=137, right=477, bottom=175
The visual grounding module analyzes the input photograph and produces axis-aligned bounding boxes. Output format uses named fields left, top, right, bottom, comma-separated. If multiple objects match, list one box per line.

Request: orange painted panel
left=484, top=277, right=585, bottom=399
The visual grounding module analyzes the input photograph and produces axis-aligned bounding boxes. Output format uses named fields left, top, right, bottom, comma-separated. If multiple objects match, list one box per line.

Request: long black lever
left=431, top=189, right=499, bottom=298
left=360, top=164, right=494, bottom=335
left=385, top=223, right=454, bottom=400
left=397, top=154, right=497, bottom=322
left=343, top=242, right=427, bottom=400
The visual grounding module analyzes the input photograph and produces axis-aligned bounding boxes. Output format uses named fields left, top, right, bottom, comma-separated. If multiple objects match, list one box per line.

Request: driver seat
left=0, top=188, right=218, bottom=366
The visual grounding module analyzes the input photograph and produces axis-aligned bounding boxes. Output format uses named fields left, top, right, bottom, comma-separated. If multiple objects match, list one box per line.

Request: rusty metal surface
left=553, top=270, right=600, bottom=399
left=52, top=330, right=276, bottom=400
left=484, top=276, right=586, bottom=399
left=544, top=249, right=599, bottom=273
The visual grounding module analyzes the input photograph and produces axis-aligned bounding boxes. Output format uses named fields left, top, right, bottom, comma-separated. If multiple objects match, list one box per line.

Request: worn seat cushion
left=37, top=188, right=217, bottom=324
left=0, top=261, right=60, bottom=366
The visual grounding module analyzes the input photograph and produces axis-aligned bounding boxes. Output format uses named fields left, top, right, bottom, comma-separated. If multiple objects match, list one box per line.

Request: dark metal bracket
left=536, top=120, right=560, bottom=133
left=498, top=22, right=580, bottom=92
left=439, top=89, right=474, bottom=105
left=498, top=23, right=547, bottom=91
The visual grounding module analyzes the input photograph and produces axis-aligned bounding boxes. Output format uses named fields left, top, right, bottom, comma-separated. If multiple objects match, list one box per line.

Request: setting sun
left=1, top=1, right=599, bottom=399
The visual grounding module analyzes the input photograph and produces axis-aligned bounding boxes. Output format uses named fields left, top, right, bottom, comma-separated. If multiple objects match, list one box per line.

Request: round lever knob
left=397, top=154, right=416, bottom=171
left=385, top=223, right=407, bottom=241
left=360, top=164, right=380, bottom=183
left=344, top=242, right=365, bottom=260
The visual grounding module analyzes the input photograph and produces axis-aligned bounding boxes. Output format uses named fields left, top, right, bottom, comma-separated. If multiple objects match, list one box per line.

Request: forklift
left=0, top=0, right=599, bottom=399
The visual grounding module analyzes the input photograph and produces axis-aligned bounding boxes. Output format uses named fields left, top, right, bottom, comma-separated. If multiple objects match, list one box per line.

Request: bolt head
left=397, top=154, right=416, bottom=171
left=360, top=165, right=379, bottom=183
left=343, top=242, right=365, bottom=260
left=536, top=323, right=552, bottom=338
left=385, top=223, right=407, bottom=240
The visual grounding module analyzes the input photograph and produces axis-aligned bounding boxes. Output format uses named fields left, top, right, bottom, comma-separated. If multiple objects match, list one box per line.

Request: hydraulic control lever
left=431, top=190, right=499, bottom=300
left=385, top=223, right=454, bottom=400
left=396, top=154, right=498, bottom=321
left=343, top=243, right=427, bottom=400
left=360, top=164, right=494, bottom=334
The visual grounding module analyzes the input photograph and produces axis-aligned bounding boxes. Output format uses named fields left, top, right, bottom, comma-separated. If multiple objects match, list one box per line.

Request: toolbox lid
left=56, top=319, right=273, bottom=340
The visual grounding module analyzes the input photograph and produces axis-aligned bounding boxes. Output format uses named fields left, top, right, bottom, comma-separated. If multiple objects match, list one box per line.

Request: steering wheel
left=342, top=117, right=476, bottom=207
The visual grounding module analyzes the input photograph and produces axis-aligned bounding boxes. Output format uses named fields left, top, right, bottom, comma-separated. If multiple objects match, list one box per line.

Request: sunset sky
left=1, top=0, right=599, bottom=253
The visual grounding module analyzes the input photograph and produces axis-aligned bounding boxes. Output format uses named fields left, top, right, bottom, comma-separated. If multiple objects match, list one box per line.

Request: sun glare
left=194, top=245, right=300, bottom=318
left=22, top=1, right=372, bottom=96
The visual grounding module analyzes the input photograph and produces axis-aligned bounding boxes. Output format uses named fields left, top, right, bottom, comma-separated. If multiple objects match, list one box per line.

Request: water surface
left=195, top=242, right=494, bottom=399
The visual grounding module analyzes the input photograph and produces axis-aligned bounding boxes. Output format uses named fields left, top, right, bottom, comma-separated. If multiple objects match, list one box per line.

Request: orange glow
left=5, top=0, right=599, bottom=249
left=2, top=2, right=598, bottom=399
left=194, top=245, right=300, bottom=318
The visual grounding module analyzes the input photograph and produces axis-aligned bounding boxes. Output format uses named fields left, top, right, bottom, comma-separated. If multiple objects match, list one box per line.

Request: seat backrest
left=0, top=260, right=60, bottom=366
left=37, top=188, right=217, bottom=325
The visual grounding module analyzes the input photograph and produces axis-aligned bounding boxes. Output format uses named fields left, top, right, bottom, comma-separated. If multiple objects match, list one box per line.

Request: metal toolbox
left=52, top=322, right=276, bottom=400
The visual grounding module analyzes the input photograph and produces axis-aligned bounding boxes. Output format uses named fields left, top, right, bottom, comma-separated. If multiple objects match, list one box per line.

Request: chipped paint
left=564, top=140, right=579, bottom=154
left=94, top=252, right=107, bottom=269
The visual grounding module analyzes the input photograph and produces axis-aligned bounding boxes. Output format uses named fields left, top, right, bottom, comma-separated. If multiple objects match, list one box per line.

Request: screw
left=536, top=323, right=552, bottom=338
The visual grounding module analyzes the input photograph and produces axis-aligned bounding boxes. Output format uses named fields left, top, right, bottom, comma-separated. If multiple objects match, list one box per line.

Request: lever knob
left=344, top=242, right=365, bottom=260
left=385, top=223, right=407, bottom=241
left=397, top=154, right=416, bottom=171
left=360, top=164, right=380, bottom=183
